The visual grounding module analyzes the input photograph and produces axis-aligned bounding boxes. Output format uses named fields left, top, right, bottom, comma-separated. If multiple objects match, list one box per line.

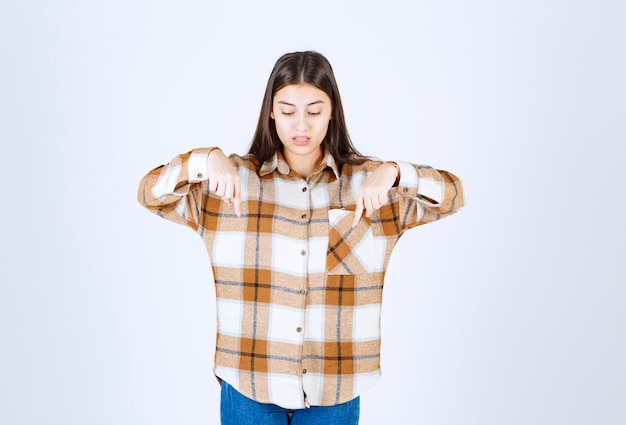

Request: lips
left=292, top=136, right=310, bottom=146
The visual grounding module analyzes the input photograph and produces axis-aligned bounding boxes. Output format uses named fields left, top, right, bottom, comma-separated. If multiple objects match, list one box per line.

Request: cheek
left=274, top=119, right=288, bottom=134
left=273, top=120, right=290, bottom=143
left=318, top=119, right=331, bottom=136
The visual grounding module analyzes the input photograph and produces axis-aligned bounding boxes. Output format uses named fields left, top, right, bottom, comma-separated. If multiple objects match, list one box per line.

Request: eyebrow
left=276, top=100, right=325, bottom=107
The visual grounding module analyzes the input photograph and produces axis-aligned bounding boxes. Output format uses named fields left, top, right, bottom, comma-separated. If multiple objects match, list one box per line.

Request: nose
left=296, top=113, right=308, bottom=132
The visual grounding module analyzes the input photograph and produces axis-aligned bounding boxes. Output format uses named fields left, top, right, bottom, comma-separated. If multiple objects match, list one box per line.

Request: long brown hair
left=248, top=51, right=365, bottom=166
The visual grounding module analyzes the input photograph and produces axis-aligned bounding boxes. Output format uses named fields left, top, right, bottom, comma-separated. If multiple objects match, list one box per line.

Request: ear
left=270, top=111, right=274, bottom=120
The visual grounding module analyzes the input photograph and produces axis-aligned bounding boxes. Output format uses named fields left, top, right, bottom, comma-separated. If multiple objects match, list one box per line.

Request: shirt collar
left=259, top=150, right=340, bottom=179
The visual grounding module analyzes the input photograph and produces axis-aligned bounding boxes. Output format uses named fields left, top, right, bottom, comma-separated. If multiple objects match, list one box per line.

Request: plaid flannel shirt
left=138, top=148, right=463, bottom=409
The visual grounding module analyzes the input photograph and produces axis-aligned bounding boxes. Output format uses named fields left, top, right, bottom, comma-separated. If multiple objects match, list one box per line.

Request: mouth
left=292, top=136, right=310, bottom=146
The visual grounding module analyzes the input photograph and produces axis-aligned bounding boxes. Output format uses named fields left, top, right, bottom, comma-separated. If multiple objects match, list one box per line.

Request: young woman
left=138, top=51, right=464, bottom=425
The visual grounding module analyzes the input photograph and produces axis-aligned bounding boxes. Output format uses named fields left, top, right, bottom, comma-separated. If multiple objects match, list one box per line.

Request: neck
left=283, top=149, right=324, bottom=178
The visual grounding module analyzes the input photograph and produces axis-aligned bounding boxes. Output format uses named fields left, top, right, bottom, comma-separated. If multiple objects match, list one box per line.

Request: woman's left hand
left=352, top=162, right=399, bottom=227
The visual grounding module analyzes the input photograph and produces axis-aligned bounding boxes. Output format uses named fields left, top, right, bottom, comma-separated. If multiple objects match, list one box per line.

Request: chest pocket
left=326, top=209, right=375, bottom=275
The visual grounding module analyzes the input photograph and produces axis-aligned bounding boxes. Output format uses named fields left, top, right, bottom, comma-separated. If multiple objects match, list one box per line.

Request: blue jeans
left=220, top=381, right=360, bottom=425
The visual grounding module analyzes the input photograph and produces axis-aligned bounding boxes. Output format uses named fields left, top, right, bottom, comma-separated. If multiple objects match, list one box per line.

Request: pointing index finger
left=352, top=197, right=364, bottom=228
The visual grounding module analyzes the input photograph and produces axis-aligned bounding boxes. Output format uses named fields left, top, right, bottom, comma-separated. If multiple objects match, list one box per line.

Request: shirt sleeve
left=137, top=147, right=217, bottom=230
left=393, top=160, right=464, bottom=229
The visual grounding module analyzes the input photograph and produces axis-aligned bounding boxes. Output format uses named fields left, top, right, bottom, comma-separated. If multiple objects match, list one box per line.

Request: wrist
left=208, top=147, right=223, bottom=159
left=387, top=162, right=400, bottom=187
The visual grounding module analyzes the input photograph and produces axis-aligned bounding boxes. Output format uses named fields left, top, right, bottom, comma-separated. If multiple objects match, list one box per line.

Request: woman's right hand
left=206, top=149, right=241, bottom=217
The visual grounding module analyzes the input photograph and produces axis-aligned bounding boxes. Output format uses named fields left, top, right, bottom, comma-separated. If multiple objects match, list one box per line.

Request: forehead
left=273, top=83, right=331, bottom=105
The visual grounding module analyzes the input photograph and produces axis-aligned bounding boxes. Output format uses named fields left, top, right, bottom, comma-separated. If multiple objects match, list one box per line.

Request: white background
left=1, top=1, right=625, bottom=424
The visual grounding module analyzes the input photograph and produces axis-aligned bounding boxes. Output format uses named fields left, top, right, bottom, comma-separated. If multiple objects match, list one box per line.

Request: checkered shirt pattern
left=138, top=147, right=464, bottom=409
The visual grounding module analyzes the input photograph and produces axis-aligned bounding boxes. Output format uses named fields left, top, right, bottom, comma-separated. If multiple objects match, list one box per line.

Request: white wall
left=1, top=1, right=624, bottom=424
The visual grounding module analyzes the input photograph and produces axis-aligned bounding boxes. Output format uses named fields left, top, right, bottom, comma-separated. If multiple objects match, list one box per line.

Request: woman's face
left=271, top=83, right=332, bottom=169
